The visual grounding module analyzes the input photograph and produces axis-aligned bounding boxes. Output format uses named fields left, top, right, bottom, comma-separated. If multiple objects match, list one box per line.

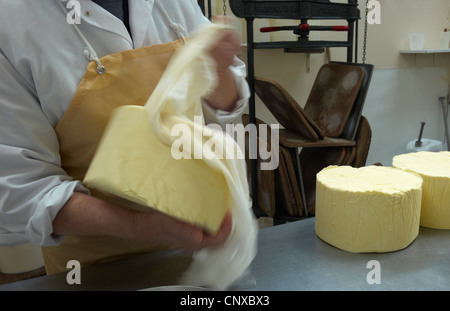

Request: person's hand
left=208, top=28, right=240, bottom=75
left=204, top=23, right=241, bottom=112
left=132, top=209, right=233, bottom=252
left=53, top=192, right=232, bottom=253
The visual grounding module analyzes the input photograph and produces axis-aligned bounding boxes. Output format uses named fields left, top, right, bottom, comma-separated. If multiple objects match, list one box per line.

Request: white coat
left=0, top=0, right=249, bottom=246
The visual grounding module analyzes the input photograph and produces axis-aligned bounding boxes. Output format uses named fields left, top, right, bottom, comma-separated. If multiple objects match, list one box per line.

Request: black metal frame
left=197, top=0, right=212, bottom=19
left=229, top=0, right=361, bottom=218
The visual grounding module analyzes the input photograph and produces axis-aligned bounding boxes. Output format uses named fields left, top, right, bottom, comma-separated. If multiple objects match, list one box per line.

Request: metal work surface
left=233, top=218, right=450, bottom=290
left=1, top=218, right=449, bottom=291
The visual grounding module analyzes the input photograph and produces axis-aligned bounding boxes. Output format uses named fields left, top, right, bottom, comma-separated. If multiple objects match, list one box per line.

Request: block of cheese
left=315, top=165, right=423, bottom=253
left=393, top=151, right=450, bottom=229
left=84, top=105, right=229, bottom=235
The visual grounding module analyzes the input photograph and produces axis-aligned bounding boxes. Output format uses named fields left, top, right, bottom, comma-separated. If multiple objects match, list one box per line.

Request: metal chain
left=362, top=0, right=369, bottom=64
left=223, top=0, right=227, bottom=16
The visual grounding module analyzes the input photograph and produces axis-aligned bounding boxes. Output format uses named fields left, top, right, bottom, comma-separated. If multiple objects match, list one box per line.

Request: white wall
left=364, top=67, right=448, bottom=166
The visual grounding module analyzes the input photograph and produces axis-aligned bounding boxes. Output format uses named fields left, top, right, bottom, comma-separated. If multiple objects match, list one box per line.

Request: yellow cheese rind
left=84, top=105, right=229, bottom=235
left=393, top=151, right=450, bottom=229
left=315, top=165, right=422, bottom=253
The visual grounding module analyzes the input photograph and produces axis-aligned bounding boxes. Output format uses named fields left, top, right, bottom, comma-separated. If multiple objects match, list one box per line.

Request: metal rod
left=260, top=25, right=350, bottom=32
left=207, top=0, right=212, bottom=19
left=347, top=19, right=354, bottom=62
left=288, top=148, right=308, bottom=217
left=440, top=96, right=450, bottom=151
left=246, top=18, right=261, bottom=215
left=355, top=19, right=359, bottom=62
left=415, top=121, right=425, bottom=147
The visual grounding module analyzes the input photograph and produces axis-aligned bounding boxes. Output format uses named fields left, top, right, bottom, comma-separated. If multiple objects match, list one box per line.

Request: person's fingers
left=208, top=30, right=240, bottom=72
left=172, top=211, right=232, bottom=251
left=139, top=210, right=232, bottom=252
left=199, top=211, right=233, bottom=248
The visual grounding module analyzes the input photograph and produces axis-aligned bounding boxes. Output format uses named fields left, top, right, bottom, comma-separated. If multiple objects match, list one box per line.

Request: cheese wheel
left=393, top=151, right=450, bottom=229
left=315, top=165, right=422, bottom=253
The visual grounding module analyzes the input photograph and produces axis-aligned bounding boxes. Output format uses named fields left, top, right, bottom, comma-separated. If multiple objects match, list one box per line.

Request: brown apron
left=41, top=38, right=185, bottom=274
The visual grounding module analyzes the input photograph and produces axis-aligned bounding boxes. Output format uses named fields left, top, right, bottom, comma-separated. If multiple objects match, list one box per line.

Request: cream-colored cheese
left=84, top=105, right=229, bottom=235
left=315, top=165, right=422, bottom=253
left=393, top=151, right=450, bottom=229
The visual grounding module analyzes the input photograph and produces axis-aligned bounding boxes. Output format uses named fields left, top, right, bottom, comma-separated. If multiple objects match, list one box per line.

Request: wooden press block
left=304, top=63, right=364, bottom=138
left=254, top=76, right=321, bottom=141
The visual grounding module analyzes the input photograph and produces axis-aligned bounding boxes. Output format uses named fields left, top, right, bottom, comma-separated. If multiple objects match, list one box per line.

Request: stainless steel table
left=1, top=218, right=450, bottom=291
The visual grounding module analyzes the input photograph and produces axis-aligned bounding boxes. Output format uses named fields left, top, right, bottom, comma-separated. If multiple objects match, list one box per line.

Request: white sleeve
left=0, top=51, right=88, bottom=247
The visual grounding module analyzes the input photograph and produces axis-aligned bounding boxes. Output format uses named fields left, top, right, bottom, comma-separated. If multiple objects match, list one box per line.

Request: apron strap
left=155, top=0, right=188, bottom=44
left=56, top=0, right=106, bottom=75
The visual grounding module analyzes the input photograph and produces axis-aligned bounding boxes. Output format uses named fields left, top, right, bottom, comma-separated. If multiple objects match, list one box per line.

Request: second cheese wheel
left=393, top=151, right=450, bottom=229
left=315, top=165, right=422, bottom=253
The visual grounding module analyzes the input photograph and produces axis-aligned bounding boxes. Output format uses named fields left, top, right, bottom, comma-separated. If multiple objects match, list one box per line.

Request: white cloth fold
left=144, top=23, right=258, bottom=290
